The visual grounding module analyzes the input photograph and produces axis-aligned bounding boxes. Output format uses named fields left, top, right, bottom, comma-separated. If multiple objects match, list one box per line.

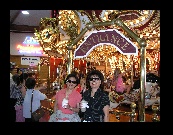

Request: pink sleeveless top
left=115, top=75, right=125, bottom=93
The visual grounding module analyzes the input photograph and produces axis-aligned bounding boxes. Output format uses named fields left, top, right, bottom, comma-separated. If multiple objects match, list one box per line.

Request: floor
left=40, top=90, right=160, bottom=122
left=109, top=104, right=160, bottom=122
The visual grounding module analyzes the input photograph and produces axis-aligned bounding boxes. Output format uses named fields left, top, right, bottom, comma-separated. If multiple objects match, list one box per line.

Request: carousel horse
left=109, top=73, right=160, bottom=109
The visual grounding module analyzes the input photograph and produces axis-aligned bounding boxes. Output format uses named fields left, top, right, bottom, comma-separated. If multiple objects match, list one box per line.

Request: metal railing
left=110, top=102, right=136, bottom=122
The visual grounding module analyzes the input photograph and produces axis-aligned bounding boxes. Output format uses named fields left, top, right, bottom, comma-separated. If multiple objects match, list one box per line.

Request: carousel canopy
left=10, top=10, right=160, bottom=72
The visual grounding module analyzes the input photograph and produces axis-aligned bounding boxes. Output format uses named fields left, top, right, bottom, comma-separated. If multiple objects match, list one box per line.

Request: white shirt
left=23, top=89, right=47, bottom=118
left=10, top=73, right=13, bottom=79
left=10, top=73, right=13, bottom=87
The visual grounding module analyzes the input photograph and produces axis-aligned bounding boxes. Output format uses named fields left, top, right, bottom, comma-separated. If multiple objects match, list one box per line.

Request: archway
left=68, top=18, right=147, bottom=122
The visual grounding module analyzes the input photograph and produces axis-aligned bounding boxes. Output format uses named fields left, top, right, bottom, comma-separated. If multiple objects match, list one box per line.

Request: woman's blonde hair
left=80, top=78, right=86, bottom=90
left=80, top=78, right=86, bottom=85
left=113, top=68, right=121, bottom=78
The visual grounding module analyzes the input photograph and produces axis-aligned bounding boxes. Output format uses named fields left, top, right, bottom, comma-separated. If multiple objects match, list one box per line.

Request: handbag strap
left=30, top=90, right=34, bottom=115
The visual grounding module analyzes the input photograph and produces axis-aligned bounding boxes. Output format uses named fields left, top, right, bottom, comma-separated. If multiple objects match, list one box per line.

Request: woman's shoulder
left=101, top=91, right=109, bottom=101
left=57, top=88, right=66, bottom=94
left=33, top=89, right=42, bottom=94
left=16, top=84, right=21, bottom=89
left=97, top=89, right=108, bottom=95
left=83, top=89, right=90, bottom=97
left=33, top=89, right=40, bottom=91
left=18, top=83, right=25, bottom=88
left=103, top=91, right=109, bottom=96
left=34, top=89, right=46, bottom=96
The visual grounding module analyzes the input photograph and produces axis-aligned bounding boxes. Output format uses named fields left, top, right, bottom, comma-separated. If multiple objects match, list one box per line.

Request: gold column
left=105, top=56, right=107, bottom=76
left=67, top=46, right=73, bottom=74
left=114, top=19, right=147, bottom=122
left=53, top=58, right=55, bottom=81
left=151, top=104, right=160, bottom=122
left=38, top=63, right=41, bottom=85
left=138, top=40, right=147, bottom=122
left=130, top=55, right=134, bottom=87
left=47, top=56, right=51, bottom=95
left=130, top=102, right=136, bottom=122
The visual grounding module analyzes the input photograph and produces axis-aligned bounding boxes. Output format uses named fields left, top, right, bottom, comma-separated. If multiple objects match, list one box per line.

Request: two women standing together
left=49, top=70, right=110, bottom=122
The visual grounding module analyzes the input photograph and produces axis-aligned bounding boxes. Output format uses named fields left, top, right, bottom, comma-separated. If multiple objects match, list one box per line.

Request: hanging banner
left=74, top=29, right=138, bottom=59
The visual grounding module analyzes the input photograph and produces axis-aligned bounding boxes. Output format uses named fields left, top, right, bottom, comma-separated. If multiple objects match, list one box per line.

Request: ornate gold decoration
left=58, top=10, right=80, bottom=40
left=34, top=10, right=80, bottom=58
left=34, top=17, right=61, bottom=57
left=77, top=10, right=160, bottom=50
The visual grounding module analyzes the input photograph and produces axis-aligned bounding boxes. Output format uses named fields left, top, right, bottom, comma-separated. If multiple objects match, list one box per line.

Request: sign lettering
left=21, top=57, right=40, bottom=66
left=74, top=29, right=138, bottom=58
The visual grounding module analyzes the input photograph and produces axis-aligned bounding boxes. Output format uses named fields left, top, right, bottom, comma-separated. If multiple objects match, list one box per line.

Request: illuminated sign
left=17, top=36, right=43, bottom=54
left=22, top=36, right=39, bottom=45
left=21, top=57, right=40, bottom=65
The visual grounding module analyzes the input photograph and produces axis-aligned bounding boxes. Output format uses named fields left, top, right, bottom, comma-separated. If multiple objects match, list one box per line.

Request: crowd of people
left=10, top=62, right=136, bottom=122
left=10, top=63, right=48, bottom=122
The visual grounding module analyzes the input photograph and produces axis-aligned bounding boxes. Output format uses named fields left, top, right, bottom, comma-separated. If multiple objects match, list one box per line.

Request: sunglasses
left=89, top=77, right=100, bottom=81
left=67, top=80, right=77, bottom=84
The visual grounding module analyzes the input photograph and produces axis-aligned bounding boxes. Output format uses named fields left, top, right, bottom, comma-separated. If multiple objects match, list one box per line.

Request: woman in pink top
left=112, top=67, right=132, bottom=94
left=49, top=73, right=82, bottom=122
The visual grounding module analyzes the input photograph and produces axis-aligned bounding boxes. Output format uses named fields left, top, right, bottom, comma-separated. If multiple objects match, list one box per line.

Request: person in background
left=79, top=71, right=85, bottom=81
left=71, top=71, right=82, bottom=93
left=10, top=63, right=18, bottom=87
left=28, top=72, right=36, bottom=78
left=17, top=69, right=23, bottom=76
left=23, top=77, right=47, bottom=122
left=19, top=73, right=28, bottom=97
left=81, top=70, right=110, bottom=122
left=78, top=77, right=87, bottom=120
left=14, top=73, right=28, bottom=122
left=49, top=73, right=82, bottom=122
left=80, top=77, right=87, bottom=95
left=112, top=67, right=132, bottom=94
left=10, top=63, right=20, bottom=122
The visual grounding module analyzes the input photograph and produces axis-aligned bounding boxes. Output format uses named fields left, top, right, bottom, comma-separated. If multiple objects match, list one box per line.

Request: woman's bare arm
left=103, top=105, right=110, bottom=122
left=54, top=99, right=58, bottom=113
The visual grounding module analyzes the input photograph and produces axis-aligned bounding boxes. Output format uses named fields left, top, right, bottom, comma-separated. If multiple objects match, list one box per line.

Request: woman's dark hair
left=133, top=73, right=160, bottom=89
left=71, top=71, right=78, bottom=76
left=12, top=74, right=20, bottom=86
left=65, top=73, right=79, bottom=86
left=25, top=77, right=36, bottom=89
left=10, top=63, right=13, bottom=71
left=19, top=73, right=28, bottom=83
left=28, top=72, right=35, bottom=77
left=86, top=70, right=104, bottom=90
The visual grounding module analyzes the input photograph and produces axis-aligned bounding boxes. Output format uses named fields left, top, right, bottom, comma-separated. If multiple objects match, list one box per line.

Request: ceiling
left=10, top=10, right=52, bottom=32
left=10, top=10, right=160, bottom=51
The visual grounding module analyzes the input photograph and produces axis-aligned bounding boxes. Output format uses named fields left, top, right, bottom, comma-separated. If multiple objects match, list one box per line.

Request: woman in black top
left=81, top=70, right=110, bottom=122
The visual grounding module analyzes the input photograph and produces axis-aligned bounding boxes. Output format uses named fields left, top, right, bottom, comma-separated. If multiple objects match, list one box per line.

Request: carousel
left=34, top=10, right=160, bottom=122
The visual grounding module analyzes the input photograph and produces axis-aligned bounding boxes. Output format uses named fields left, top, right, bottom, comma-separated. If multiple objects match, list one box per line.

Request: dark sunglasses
left=67, top=80, right=77, bottom=84
left=89, top=77, right=100, bottom=81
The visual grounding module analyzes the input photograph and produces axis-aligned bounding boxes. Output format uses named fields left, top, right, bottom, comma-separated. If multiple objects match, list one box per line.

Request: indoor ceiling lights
left=21, top=10, right=29, bottom=15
